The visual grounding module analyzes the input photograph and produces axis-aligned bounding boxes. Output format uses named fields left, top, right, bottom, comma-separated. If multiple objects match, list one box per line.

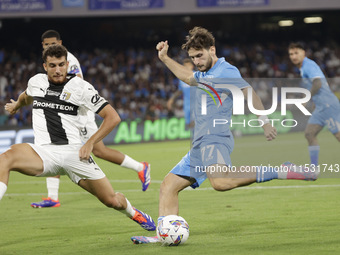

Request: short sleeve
left=26, top=78, right=34, bottom=97
left=302, top=61, right=323, bottom=79
left=81, top=82, right=108, bottom=114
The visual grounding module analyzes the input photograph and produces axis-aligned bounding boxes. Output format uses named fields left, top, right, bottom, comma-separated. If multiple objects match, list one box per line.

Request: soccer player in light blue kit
left=289, top=43, right=340, bottom=166
left=167, top=58, right=195, bottom=127
left=131, top=27, right=318, bottom=244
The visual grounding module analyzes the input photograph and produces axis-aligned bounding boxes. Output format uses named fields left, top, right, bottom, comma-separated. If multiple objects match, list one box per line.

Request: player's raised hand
left=4, top=99, right=19, bottom=115
left=156, top=40, right=169, bottom=61
left=263, top=123, right=277, bottom=141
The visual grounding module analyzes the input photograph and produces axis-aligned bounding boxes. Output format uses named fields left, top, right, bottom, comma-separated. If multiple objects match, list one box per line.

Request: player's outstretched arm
left=156, top=41, right=196, bottom=86
left=4, top=90, right=33, bottom=115
left=79, top=104, right=120, bottom=160
left=242, top=87, right=277, bottom=141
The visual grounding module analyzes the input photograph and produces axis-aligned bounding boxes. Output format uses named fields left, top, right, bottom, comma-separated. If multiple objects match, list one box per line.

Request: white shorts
left=28, top=143, right=106, bottom=184
left=79, top=119, right=98, bottom=143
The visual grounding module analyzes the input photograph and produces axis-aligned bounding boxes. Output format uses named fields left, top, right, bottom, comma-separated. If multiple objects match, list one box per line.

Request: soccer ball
left=157, top=215, right=189, bottom=246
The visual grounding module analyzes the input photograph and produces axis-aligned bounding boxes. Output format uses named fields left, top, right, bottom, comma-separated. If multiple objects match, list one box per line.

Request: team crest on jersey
left=60, top=92, right=71, bottom=101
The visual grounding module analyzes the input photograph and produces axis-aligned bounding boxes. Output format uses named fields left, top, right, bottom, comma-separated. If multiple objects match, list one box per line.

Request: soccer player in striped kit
left=1, top=44, right=155, bottom=231
left=30, top=30, right=151, bottom=208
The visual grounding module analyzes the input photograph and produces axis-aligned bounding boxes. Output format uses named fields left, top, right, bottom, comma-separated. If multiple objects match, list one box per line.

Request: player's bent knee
left=304, top=131, right=313, bottom=140
left=0, top=146, right=19, bottom=169
left=103, top=196, right=122, bottom=209
left=102, top=193, right=125, bottom=210
left=210, top=180, right=237, bottom=191
left=304, top=131, right=317, bottom=144
left=159, top=181, right=169, bottom=195
left=160, top=179, right=178, bottom=195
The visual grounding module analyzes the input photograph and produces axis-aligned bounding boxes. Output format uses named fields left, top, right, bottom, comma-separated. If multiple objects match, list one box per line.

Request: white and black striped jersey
left=26, top=73, right=108, bottom=146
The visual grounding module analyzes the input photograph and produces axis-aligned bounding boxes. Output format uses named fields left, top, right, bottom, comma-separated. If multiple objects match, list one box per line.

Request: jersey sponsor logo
left=91, top=94, right=102, bottom=105
left=33, top=97, right=78, bottom=115
left=46, top=90, right=61, bottom=97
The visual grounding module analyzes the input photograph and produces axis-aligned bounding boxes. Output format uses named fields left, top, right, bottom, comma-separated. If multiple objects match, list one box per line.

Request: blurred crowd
left=1, top=41, right=340, bottom=127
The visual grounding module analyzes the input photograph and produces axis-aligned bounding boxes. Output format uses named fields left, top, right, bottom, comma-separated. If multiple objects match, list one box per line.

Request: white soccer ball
left=157, top=215, right=189, bottom=246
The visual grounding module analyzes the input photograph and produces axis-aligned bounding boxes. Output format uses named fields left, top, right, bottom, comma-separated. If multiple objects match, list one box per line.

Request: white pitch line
left=4, top=184, right=340, bottom=197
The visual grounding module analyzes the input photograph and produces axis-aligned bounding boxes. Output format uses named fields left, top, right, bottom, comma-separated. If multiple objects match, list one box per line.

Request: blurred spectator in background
left=1, top=40, right=340, bottom=127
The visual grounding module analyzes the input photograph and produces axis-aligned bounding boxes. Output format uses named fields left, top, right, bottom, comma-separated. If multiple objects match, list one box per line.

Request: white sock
left=121, top=198, right=136, bottom=218
left=46, top=177, right=60, bottom=200
left=0, top=182, right=7, bottom=200
left=120, top=155, right=144, bottom=172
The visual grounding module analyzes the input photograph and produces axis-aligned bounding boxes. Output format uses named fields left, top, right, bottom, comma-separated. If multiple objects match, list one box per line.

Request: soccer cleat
left=131, top=236, right=159, bottom=244
left=138, top=162, right=151, bottom=191
left=131, top=208, right=156, bottom=231
left=31, top=197, right=60, bottom=208
left=281, top=161, right=319, bottom=181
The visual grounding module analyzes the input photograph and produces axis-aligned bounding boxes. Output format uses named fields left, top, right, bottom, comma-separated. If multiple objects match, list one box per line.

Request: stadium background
left=1, top=0, right=340, bottom=149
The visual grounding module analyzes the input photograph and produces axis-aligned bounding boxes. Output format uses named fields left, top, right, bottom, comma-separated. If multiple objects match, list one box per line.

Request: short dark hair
left=288, top=42, right=305, bottom=50
left=42, top=44, right=67, bottom=63
left=41, top=30, right=61, bottom=41
left=181, top=27, right=215, bottom=52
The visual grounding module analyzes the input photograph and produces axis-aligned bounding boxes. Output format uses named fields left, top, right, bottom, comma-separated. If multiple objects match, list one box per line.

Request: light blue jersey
left=300, top=57, right=340, bottom=133
left=171, top=58, right=250, bottom=188
left=193, top=58, right=250, bottom=146
left=300, top=57, right=340, bottom=110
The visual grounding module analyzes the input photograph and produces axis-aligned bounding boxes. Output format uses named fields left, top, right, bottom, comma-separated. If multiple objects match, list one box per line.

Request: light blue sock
left=256, top=166, right=278, bottom=183
left=308, top=146, right=320, bottom=166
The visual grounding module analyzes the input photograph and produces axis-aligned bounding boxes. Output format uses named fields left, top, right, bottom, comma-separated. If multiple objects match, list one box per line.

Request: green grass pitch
left=0, top=131, right=339, bottom=255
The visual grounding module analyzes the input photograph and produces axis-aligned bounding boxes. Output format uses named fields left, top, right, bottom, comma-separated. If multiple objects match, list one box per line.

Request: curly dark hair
left=42, top=44, right=68, bottom=63
left=181, top=26, right=215, bottom=51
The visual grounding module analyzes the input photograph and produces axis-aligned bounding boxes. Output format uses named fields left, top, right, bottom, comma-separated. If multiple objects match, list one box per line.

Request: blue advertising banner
left=197, top=0, right=269, bottom=8
left=89, top=0, right=164, bottom=10
left=62, top=0, right=84, bottom=7
left=0, top=0, right=52, bottom=12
